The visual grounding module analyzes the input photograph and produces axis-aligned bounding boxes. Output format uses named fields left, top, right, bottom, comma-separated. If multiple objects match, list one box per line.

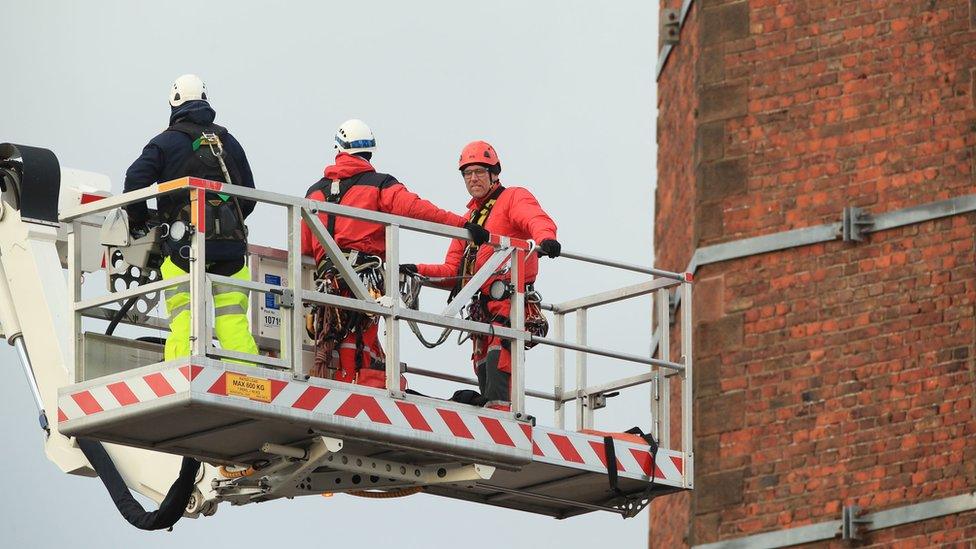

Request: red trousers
left=317, top=321, right=406, bottom=390
left=332, top=321, right=386, bottom=387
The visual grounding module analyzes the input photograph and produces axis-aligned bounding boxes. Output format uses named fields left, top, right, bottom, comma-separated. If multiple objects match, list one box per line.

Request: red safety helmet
left=458, top=140, right=501, bottom=174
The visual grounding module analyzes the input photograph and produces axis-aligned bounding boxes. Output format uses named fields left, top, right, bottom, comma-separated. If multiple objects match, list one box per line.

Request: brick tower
left=651, top=1, right=976, bottom=546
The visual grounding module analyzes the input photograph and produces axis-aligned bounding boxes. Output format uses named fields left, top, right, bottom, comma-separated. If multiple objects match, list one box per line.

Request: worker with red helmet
left=300, top=120, right=489, bottom=388
left=401, top=141, right=560, bottom=409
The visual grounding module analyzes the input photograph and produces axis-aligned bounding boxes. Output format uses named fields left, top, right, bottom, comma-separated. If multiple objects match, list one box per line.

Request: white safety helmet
left=334, top=119, right=376, bottom=155
left=168, top=74, right=208, bottom=107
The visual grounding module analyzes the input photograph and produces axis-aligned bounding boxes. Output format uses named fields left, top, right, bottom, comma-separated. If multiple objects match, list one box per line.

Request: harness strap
left=452, top=185, right=506, bottom=300
left=160, top=121, right=247, bottom=246
left=326, top=174, right=360, bottom=236
left=305, top=171, right=397, bottom=237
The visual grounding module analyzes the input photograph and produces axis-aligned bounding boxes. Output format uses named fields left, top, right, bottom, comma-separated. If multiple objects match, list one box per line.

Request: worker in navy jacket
left=123, top=74, right=258, bottom=363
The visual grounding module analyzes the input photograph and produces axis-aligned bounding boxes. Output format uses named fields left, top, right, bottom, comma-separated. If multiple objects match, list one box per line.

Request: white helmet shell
left=169, top=74, right=208, bottom=107
left=334, top=119, right=376, bottom=155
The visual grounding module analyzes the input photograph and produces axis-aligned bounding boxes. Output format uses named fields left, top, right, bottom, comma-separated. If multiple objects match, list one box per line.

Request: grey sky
left=1, top=1, right=660, bottom=547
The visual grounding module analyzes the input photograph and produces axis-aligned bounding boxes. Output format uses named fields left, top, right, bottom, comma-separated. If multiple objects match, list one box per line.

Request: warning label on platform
left=226, top=373, right=272, bottom=402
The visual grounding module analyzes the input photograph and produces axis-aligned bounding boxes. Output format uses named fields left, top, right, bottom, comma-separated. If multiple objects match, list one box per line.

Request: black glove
left=399, top=264, right=419, bottom=276
left=538, top=239, right=561, bottom=258
left=464, top=222, right=490, bottom=246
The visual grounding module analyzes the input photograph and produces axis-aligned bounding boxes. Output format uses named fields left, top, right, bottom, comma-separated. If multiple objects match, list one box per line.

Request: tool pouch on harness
left=161, top=122, right=248, bottom=262
left=466, top=285, right=549, bottom=350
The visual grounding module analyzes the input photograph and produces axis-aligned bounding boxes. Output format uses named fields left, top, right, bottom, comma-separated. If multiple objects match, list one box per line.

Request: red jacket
left=301, top=153, right=466, bottom=262
left=417, top=185, right=557, bottom=290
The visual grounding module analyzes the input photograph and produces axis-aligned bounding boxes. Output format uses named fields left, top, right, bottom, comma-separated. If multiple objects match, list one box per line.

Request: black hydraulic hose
left=77, top=438, right=200, bottom=531
left=79, top=307, right=199, bottom=531
left=105, top=295, right=139, bottom=336
left=106, top=273, right=151, bottom=336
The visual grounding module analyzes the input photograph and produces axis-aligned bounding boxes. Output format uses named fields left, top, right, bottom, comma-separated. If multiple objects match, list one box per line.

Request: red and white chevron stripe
left=531, top=426, right=685, bottom=485
left=192, top=365, right=533, bottom=451
left=57, top=366, right=192, bottom=422
left=58, top=364, right=533, bottom=453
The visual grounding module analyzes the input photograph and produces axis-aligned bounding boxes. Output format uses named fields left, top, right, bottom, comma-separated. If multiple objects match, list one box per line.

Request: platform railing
left=62, top=177, right=693, bottom=485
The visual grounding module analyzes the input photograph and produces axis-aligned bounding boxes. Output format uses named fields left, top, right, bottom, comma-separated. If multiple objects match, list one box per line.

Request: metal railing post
left=510, top=248, right=526, bottom=417
left=384, top=224, right=402, bottom=395
left=553, top=313, right=566, bottom=429
left=287, top=205, right=305, bottom=376
left=656, top=287, right=671, bottom=449
left=651, top=329, right=662, bottom=443
left=67, top=221, right=81, bottom=382
left=681, top=281, right=694, bottom=488
left=575, top=307, right=588, bottom=430
left=190, top=188, right=211, bottom=357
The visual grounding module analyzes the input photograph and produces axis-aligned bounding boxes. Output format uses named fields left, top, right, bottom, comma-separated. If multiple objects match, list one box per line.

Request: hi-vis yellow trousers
left=161, top=257, right=259, bottom=362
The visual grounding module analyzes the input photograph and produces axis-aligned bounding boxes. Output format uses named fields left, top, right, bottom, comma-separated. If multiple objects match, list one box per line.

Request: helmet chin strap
left=480, top=180, right=500, bottom=199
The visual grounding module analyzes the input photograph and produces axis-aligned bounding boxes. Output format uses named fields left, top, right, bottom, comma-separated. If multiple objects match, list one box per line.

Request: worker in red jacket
left=401, top=141, right=560, bottom=409
left=300, top=120, right=488, bottom=388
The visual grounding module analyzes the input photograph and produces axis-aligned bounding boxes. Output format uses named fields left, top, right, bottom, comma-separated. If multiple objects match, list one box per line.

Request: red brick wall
left=655, top=0, right=701, bottom=275
left=649, top=0, right=700, bottom=543
left=652, top=0, right=976, bottom=546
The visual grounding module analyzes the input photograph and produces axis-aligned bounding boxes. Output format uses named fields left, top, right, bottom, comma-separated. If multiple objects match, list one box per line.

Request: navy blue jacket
left=123, top=101, right=256, bottom=261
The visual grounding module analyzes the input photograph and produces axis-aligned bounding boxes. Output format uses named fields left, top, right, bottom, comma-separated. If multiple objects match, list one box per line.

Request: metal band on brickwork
left=656, top=194, right=976, bottom=338
left=693, top=491, right=976, bottom=549
left=690, top=195, right=976, bottom=274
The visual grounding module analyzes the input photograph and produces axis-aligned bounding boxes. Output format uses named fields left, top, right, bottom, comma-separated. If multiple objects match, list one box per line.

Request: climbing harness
left=307, top=250, right=385, bottom=380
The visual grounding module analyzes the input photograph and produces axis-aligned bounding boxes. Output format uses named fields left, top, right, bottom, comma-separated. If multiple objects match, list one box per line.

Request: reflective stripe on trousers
left=161, top=256, right=259, bottom=362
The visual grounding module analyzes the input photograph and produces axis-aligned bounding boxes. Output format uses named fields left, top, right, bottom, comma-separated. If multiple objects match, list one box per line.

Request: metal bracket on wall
left=841, top=505, right=870, bottom=541
left=841, top=207, right=874, bottom=242
left=661, top=8, right=681, bottom=45
left=656, top=0, right=696, bottom=80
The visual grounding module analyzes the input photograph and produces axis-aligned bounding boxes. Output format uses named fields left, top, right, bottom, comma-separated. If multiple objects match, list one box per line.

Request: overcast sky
left=1, top=1, right=660, bottom=547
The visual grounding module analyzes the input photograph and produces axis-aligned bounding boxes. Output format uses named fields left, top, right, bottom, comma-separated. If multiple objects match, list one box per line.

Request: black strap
left=604, top=435, right=622, bottom=496
left=159, top=121, right=245, bottom=226
left=306, top=171, right=397, bottom=236
left=467, top=184, right=505, bottom=226
left=327, top=174, right=362, bottom=236
left=77, top=438, right=201, bottom=531
left=604, top=427, right=659, bottom=497
left=354, top=325, right=365, bottom=372
left=167, top=120, right=228, bottom=138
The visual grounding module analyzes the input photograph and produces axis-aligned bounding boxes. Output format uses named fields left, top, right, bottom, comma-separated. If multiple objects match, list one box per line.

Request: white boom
left=0, top=145, right=222, bottom=519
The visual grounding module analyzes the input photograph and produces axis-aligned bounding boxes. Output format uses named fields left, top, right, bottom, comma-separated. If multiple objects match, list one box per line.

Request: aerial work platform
left=9, top=169, right=696, bottom=522
left=58, top=358, right=686, bottom=517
